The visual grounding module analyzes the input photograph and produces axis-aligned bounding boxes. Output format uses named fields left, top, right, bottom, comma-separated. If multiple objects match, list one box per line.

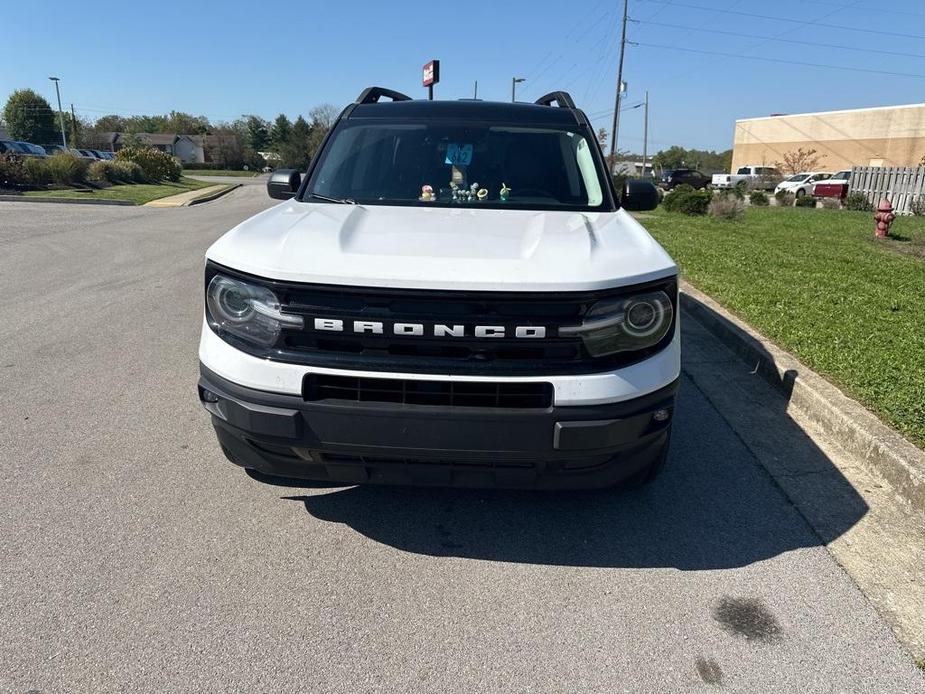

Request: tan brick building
left=731, top=102, right=925, bottom=172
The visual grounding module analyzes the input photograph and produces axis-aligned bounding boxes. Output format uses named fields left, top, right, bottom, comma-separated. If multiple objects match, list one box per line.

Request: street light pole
left=512, top=77, right=525, bottom=103
left=48, top=77, right=67, bottom=149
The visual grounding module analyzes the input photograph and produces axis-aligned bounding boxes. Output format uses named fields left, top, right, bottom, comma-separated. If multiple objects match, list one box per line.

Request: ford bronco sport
left=198, top=87, right=677, bottom=489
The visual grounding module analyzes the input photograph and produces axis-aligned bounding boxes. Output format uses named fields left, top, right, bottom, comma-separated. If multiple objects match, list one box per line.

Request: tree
left=164, top=111, right=210, bottom=135
left=775, top=147, right=825, bottom=175
left=278, top=115, right=314, bottom=169
left=596, top=128, right=608, bottom=148
left=93, top=114, right=128, bottom=132
left=3, top=89, right=58, bottom=144
left=243, top=115, right=270, bottom=152
left=270, top=114, right=293, bottom=151
left=304, top=104, right=339, bottom=160
left=651, top=146, right=734, bottom=175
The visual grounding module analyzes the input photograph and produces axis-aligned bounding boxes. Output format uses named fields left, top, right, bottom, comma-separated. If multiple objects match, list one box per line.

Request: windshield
left=303, top=119, right=609, bottom=211
left=786, top=174, right=808, bottom=182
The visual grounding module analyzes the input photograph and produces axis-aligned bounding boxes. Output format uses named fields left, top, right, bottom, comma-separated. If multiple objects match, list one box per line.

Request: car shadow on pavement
left=270, top=303, right=868, bottom=571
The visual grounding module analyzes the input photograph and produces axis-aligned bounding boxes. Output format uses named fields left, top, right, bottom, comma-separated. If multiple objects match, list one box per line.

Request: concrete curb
left=681, top=280, right=925, bottom=510
left=187, top=183, right=241, bottom=206
left=0, top=194, right=134, bottom=206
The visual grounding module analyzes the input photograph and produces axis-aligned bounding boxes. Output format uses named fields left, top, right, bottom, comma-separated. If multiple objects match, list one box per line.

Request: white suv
left=198, top=87, right=678, bottom=489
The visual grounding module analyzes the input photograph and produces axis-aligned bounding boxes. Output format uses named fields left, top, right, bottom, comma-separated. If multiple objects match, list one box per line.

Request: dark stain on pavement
left=713, top=596, right=781, bottom=643
left=695, top=657, right=724, bottom=685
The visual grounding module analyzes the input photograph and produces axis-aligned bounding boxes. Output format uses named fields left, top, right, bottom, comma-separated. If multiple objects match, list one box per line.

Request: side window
left=736, top=167, right=751, bottom=175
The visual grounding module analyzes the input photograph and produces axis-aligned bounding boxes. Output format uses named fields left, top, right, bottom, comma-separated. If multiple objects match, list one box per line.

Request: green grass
left=24, top=177, right=212, bottom=205
left=643, top=206, right=925, bottom=447
left=183, top=169, right=258, bottom=177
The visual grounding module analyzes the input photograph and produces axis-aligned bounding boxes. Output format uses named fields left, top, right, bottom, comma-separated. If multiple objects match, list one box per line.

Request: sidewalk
left=144, top=183, right=239, bottom=208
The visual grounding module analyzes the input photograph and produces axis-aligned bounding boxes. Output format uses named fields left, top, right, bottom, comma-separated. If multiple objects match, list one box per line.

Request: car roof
left=347, top=99, right=583, bottom=126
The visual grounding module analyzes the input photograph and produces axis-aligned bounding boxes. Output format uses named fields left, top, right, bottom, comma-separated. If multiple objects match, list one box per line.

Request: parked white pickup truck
left=712, top=165, right=780, bottom=191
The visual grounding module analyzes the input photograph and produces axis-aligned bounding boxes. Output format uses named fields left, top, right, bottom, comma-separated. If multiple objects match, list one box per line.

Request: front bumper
left=199, top=365, right=678, bottom=490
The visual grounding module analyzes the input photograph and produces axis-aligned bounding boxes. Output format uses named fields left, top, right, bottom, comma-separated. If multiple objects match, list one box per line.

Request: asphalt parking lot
left=1, top=182, right=922, bottom=692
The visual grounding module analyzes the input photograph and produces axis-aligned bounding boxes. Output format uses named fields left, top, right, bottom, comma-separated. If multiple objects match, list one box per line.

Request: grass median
left=23, top=177, right=213, bottom=205
left=644, top=206, right=925, bottom=447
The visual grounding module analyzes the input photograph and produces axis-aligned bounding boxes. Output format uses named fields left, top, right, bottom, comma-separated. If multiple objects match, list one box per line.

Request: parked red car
left=813, top=170, right=852, bottom=198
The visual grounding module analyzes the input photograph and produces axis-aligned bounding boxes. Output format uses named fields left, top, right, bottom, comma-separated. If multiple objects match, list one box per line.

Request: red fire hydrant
left=874, top=199, right=895, bottom=238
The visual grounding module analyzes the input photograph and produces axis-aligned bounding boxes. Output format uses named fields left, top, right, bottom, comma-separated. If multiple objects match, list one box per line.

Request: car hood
left=206, top=201, right=677, bottom=292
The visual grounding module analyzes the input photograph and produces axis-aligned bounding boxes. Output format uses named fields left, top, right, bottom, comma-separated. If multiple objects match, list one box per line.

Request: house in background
left=732, top=102, right=925, bottom=171
left=99, top=132, right=205, bottom=163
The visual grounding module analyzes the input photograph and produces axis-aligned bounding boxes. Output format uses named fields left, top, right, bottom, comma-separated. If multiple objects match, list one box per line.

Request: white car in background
left=774, top=172, right=832, bottom=198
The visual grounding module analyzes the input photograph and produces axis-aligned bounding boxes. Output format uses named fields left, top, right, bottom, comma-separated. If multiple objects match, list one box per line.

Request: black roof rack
left=356, top=87, right=413, bottom=104
left=534, top=91, right=576, bottom=109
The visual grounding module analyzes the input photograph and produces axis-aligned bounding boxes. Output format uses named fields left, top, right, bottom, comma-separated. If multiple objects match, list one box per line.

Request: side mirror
left=622, top=179, right=660, bottom=212
left=267, top=169, right=301, bottom=200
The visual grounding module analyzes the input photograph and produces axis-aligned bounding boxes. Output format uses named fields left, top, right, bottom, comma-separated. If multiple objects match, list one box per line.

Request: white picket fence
left=849, top=166, right=925, bottom=215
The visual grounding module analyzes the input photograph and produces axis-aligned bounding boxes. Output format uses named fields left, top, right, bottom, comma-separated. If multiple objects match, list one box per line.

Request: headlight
left=206, top=274, right=303, bottom=347
left=560, top=290, right=674, bottom=357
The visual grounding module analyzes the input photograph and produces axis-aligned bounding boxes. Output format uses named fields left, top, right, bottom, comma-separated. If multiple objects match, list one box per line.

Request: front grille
left=207, top=263, right=676, bottom=375
left=304, top=374, right=553, bottom=408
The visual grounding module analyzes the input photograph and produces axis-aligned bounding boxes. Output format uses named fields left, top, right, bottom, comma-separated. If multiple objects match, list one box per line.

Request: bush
left=728, top=180, right=747, bottom=200
left=87, top=160, right=117, bottom=183
left=820, top=197, right=841, bottom=210
left=45, top=152, right=88, bottom=185
left=112, top=160, right=145, bottom=183
left=844, top=192, right=872, bottom=211
left=910, top=195, right=925, bottom=216
left=749, top=190, right=769, bottom=207
left=709, top=194, right=745, bottom=220
left=774, top=189, right=795, bottom=207
left=795, top=195, right=817, bottom=208
left=0, top=154, right=26, bottom=188
left=116, top=146, right=182, bottom=182
left=662, top=184, right=712, bottom=215
left=22, top=156, right=50, bottom=185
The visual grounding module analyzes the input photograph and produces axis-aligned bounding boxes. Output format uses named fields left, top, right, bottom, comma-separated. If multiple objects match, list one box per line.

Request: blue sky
left=3, top=0, right=924, bottom=153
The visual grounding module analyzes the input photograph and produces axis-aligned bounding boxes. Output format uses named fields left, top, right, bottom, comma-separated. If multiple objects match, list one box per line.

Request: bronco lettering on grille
left=311, top=318, right=546, bottom=339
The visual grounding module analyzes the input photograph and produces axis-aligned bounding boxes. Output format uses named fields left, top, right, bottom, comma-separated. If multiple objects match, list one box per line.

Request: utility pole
left=474, top=81, right=478, bottom=99
left=608, top=0, right=629, bottom=173
left=642, top=90, right=649, bottom=178
left=512, top=77, right=525, bottom=103
left=48, top=77, right=67, bottom=149
left=70, top=103, right=78, bottom=147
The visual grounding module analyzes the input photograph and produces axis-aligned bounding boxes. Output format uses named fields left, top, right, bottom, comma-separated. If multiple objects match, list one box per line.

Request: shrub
left=795, top=195, right=817, bottom=208
left=774, top=190, right=795, bottom=207
left=116, top=146, right=182, bottom=182
left=87, top=160, right=117, bottom=183
left=709, top=194, right=745, bottom=220
left=111, top=160, right=145, bottom=183
left=45, top=152, right=88, bottom=185
left=910, top=195, right=925, bottom=216
left=820, top=197, right=841, bottom=210
left=22, top=156, right=50, bottom=185
left=729, top=180, right=747, bottom=200
left=0, top=154, right=26, bottom=188
left=844, top=192, right=872, bottom=211
left=661, top=183, right=693, bottom=212
left=662, top=184, right=712, bottom=215
left=749, top=190, right=769, bottom=207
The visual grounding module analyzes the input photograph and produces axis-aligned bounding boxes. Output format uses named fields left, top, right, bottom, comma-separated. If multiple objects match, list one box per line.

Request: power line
left=636, top=0, right=925, bottom=40
left=632, top=41, right=925, bottom=79
left=635, top=19, right=925, bottom=60
left=800, top=0, right=925, bottom=18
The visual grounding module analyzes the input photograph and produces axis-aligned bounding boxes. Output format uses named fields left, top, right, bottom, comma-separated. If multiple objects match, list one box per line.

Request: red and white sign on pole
left=423, top=59, right=440, bottom=99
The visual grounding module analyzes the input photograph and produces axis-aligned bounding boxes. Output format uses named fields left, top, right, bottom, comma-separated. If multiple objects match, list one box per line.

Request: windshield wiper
left=306, top=192, right=356, bottom=205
